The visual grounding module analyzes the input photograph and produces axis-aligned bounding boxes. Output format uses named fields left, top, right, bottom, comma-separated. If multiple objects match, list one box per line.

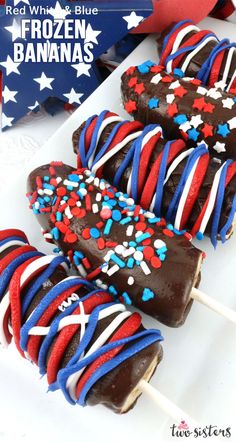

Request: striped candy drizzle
left=77, top=111, right=236, bottom=244
left=0, top=230, right=162, bottom=406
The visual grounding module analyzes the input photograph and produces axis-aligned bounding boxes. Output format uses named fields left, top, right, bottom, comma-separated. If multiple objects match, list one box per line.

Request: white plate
left=0, top=17, right=236, bottom=442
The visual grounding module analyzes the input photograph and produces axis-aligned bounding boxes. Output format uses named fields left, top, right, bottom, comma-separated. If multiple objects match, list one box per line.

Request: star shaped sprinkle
left=150, top=65, right=164, bottom=73
left=63, top=88, right=84, bottom=105
left=217, top=123, right=230, bottom=138
left=2, top=85, right=18, bottom=104
left=0, top=55, right=21, bottom=76
left=128, top=77, right=138, bottom=88
left=214, top=80, right=227, bottom=90
left=228, top=117, right=236, bottom=130
left=166, top=94, right=175, bottom=104
left=203, top=102, right=215, bottom=113
left=213, top=142, right=226, bottom=154
left=151, top=73, right=162, bottom=85
left=161, top=75, right=173, bottom=83
left=169, top=80, right=180, bottom=90
left=2, top=113, right=14, bottom=129
left=207, top=88, right=222, bottom=100
left=33, top=72, right=55, bottom=91
left=174, top=114, right=188, bottom=125
left=190, top=78, right=201, bottom=86
left=167, top=103, right=178, bottom=117
left=174, top=86, right=187, bottom=98
left=192, top=97, right=206, bottom=111
left=190, top=115, right=203, bottom=128
left=173, top=68, right=184, bottom=78
left=197, top=86, right=207, bottom=96
left=126, top=66, right=136, bottom=76
left=188, top=128, right=200, bottom=141
left=123, top=11, right=144, bottom=30
left=134, top=82, right=145, bottom=95
left=148, top=97, right=159, bottom=109
left=179, top=121, right=192, bottom=132
left=124, top=100, right=137, bottom=114
left=201, top=124, right=214, bottom=138
left=222, top=97, right=235, bottom=109
left=71, top=63, right=92, bottom=78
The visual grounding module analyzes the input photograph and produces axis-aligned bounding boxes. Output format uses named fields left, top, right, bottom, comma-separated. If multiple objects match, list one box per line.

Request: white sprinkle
left=44, top=233, right=53, bottom=239
left=100, top=181, right=106, bottom=190
left=65, top=206, right=73, bottom=219
left=92, top=203, right=99, bottom=213
left=207, top=88, right=222, bottom=100
left=123, top=241, right=128, bottom=247
left=126, top=225, right=134, bottom=237
left=44, top=189, right=53, bottom=196
left=34, top=201, right=40, bottom=210
left=77, top=264, right=87, bottom=277
left=169, top=80, right=180, bottom=89
left=85, top=170, right=92, bottom=176
left=126, top=197, right=135, bottom=206
left=189, top=115, right=203, bottom=128
left=154, top=239, right=166, bottom=249
left=228, top=116, right=236, bottom=130
left=79, top=175, right=84, bottom=180
left=76, top=201, right=81, bottom=207
left=140, top=261, right=151, bottom=275
left=101, top=263, right=109, bottom=273
left=166, top=94, right=175, bottom=104
left=38, top=189, right=44, bottom=195
left=107, top=265, right=120, bottom=276
left=56, top=177, right=62, bottom=184
left=96, top=192, right=102, bottom=202
left=119, top=195, right=126, bottom=202
left=122, top=247, right=135, bottom=258
left=104, top=251, right=113, bottom=262
left=213, top=142, right=226, bottom=154
left=135, top=231, right=143, bottom=238
left=63, top=180, right=79, bottom=188
left=222, top=97, right=235, bottom=109
left=134, top=251, right=143, bottom=261
left=79, top=188, right=87, bottom=196
left=197, top=86, right=207, bottom=95
left=151, top=73, right=162, bottom=84
left=94, top=177, right=100, bottom=187
left=127, top=211, right=134, bottom=216
left=115, top=245, right=125, bottom=255
left=179, top=121, right=192, bottom=132
left=128, top=276, right=135, bottom=286
left=144, top=212, right=155, bottom=218
left=85, top=176, right=94, bottom=184
left=214, top=80, right=227, bottom=90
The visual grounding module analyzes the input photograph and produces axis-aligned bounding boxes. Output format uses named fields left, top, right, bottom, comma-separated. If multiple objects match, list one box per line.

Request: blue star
left=137, top=60, right=154, bottom=74
left=188, top=127, right=200, bottom=141
left=217, top=123, right=230, bottom=138
left=174, top=114, right=188, bottom=125
left=173, top=68, right=184, bottom=78
left=148, top=97, right=159, bottom=109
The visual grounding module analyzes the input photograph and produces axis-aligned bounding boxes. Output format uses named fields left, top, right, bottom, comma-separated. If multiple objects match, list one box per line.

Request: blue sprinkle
left=108, top=285, right=118, bottom=296
left=188, top=128, right=200, bottom=141
left=157, top=246, right=168, bottom=255
left=159, top=254, right=166, bottom=262
left=63, top=196, right=68, bottom=201
left=80, top=183, right=86, bottom=188
left=134, top=216, right=139, bottom=221
left=174, top=114, right=188, bottom=125
left=120, top=217, right=132, bottom=225
left=136, top=246, right=144, bottom=251
left=74, top=251, right=84, bottom=259
left=148, top=97, right=159, bottom=109
left=110, top=254, right=126, bottom=268
left=127, top=258, right=134, bottom=269
left=43, top=183, right=55, bottom=190
left=76, top=191, right=84, bottom=200
left=51, top=227, right=60, bottom=241
left=68, top=174, right=80, bottom=182
left=52, top=196, right=57, bottom=205
left=112, top=210, right=122, bottom=221
left=174, top=68, right=184, bottom=78
left=43, top=176, right=49, bottom=181
left=44, top=196, right=50, bottom=203
left=217, top=123, right=230, bottom=138
left=129, top=241, right=137, bottom=247
left=74, top=256, right=80, bottom=266
left=104, top=219, right=113, bottom=235
left=107, top=199, right=117, bottom=207
left=56, top=212, right=62, bottom=222
left=196, top=231, right=204, bottom=240
left=118, top=201, right=127, bottom=208
left=136, top=261, right=141, bottom=266
left=173, top=228, right=186, bottom=235
left=122, top=292, right=132, bottom=306
left=136, top=233, right=151, bottom=243
left=53, top=247, right=61, bottom=253
left=67, top=186, right=73, bottom=191
left=90, top=228, right=100, bottom=239
left=148, top=217, right=161, bottom=224
left=142, top=288, right=155, bottom=302
left=33, top=208, right=39, bottom=214
left=104, top=196, right=109, bottom=201
left=234, top=97, right=236, bottom=103
left=167, top=224, right=174, bottom=231
left=137, top=62, right=150, bottom=74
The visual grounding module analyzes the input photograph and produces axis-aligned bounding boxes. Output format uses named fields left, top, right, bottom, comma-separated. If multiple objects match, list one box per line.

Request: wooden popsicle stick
left=191, top=287, right=236, bottom=325
left=139, top=380, right=199, bottom=427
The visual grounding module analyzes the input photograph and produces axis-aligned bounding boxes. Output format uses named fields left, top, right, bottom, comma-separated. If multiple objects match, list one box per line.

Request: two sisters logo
left=170, top=421, right=231, bottom=438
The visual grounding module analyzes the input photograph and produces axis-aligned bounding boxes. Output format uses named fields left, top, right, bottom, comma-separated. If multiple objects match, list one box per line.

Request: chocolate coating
left=121, top=65, right=236, bottom=160
left=0, top=241, right=162, bottom=414
left=28, top=164, right=203, bottom=327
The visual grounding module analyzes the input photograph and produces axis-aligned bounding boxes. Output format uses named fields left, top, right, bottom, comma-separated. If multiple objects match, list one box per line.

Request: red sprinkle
left=68, top=198, right=77, bottom=207
left=135, top=222, right=146, bottom=231
left=55, top=222, right=68, bottom=234
left=97, top=238, right=105, bottom=250
left=57, top=187, right=66, bottom=197
left=163, top=229, right=174, bottom=237
left=106, top=241, right=118, bottom=248
left=85, top=194, right=92, bottom=211
left=82, top=228, right=91, bottom=240
left=143, top=246, right=155, bottom=260
left=96, top=221, right=104, bottom=229
left=100, top=208, right=112, bottom=219
left=66, top=232, right=78, bottom=244
left=151, top=256, right=162, bottom=269
left=82, top=257, right=91, bottom=270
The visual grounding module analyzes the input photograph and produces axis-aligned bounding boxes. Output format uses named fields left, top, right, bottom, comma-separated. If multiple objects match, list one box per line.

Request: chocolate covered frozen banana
left=27, top=163, right=203, bottom=327
left=0, top=229, right=163, bottom=414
